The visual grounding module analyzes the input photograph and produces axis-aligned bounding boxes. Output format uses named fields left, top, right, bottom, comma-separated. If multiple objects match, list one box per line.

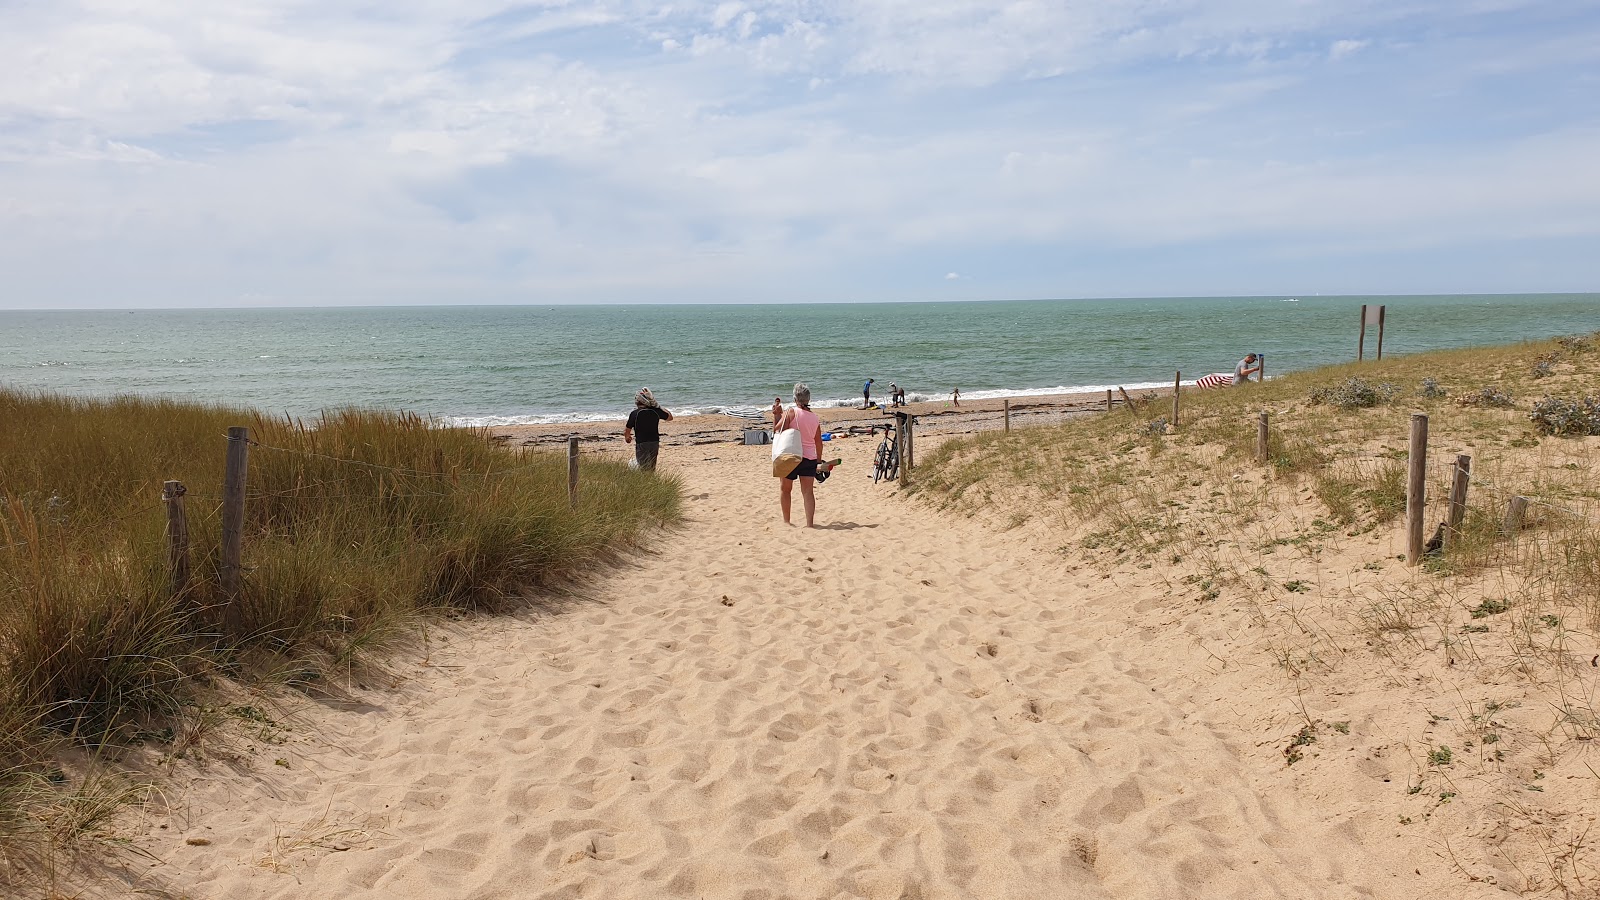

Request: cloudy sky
left=2, top=0, right=1597, bottom=308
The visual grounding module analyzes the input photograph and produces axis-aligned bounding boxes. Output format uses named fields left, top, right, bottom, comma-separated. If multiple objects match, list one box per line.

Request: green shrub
left=1529, top=396, right=1600, bottom=436
left=1456, top=387, right=1516, bottom=409
left=1308, top=378, right=1398, bottom=409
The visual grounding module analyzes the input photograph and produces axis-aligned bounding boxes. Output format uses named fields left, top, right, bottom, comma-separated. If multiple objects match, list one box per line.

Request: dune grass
left=915, top=335, right=1600, bottom=622
left=913, top=332, right=1600, bottom=892
left=0, top=390, right=679, bottom=863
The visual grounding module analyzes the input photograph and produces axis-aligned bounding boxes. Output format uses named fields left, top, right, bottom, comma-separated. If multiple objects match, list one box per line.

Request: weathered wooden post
left=904, top=415, right=914, bottom=473
left=1444, top=454, right=1471, bottom=549
left=896, top=412, right=910, bottom=487
left=1105, top=389, right=1112, bottom=412
left=1502, top=496, right=1529, bottom=536
left=567, top=436, right=579, bottom=508
left=1406, top=414, right=1428, bottom=565
left=1003, top=399, right=1010, bottom=432
left=1118, top=386, right=1135, bottom=408
left=220, top=427, right=249, bottom=607
left=163, top=480, right=190, bottom=599
left=1258, top=355, right=1266, bottom=383
left=1171, top=371, right=1181, bottom=428
left=1256, top=412, right=1270, bottom=465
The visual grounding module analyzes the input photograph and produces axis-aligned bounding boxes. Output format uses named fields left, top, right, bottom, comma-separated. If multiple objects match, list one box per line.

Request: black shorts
left=635, top=442, right=660, bottom=471
left=785, top=458, right=819, bottom=481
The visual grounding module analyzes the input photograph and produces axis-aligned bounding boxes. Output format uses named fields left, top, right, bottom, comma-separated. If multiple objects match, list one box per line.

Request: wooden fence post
left=1105, top=389, right=1112, bottom=412
left=163, top=480, right=190, bottom=599
left=1259, top=355, right=1266, bottom=383
left=1171, top=371, right=1181, bottom=428
left=897, top=413, right=910, bottom=487
left=1502, top=496, right=1529, bottom=535
left=904, top=416, right=914, bottom=472
left=1406, top=414, right=1428, bottom=565
left=1444, top=454, right=1471, bottom=549
left=1358, top=305, right=1367, bottom=361
left=1003, top=399, right=1010, bottom=432
left=220, top=427, right=249, bottom=609
left=568, top=437, right=579, bottom=508
left=1117, top=386, right=1135, bottom=408
left=1256, top=412, right=1269, bottom=465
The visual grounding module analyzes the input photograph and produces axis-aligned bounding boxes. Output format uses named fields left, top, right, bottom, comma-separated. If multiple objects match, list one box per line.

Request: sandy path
left=151, top=441, right=1385, bottom=899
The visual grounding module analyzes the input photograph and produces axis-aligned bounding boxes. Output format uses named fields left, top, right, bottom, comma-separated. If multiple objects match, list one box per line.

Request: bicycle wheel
left=884, top=445, right=900, bottom=481
left=873, top=439, right=892, bottom=483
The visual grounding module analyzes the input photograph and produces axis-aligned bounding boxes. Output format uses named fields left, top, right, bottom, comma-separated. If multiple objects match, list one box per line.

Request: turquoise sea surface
left=2, top=295, right=1596, bottom=424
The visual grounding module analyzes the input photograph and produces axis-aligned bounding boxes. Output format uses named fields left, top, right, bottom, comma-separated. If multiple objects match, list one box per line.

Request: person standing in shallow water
left=623, top=388, right=672, bottom=471
left=776, top=382, right=824, bottom=527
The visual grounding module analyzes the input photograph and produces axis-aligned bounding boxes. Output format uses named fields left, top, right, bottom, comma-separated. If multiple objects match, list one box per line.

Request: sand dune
left=133, top=438, right=1486, bottom=898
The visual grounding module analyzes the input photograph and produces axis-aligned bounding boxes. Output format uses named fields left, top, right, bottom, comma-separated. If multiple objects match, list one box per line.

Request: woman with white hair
left=775, top=382, right=824, bottom=527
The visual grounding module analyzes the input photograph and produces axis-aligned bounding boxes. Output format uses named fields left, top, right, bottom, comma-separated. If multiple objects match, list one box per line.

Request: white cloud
left=0, top=0, right=1596, bottom=307
left=1329, top=39, right=1368, bottom=60
left=945, top=272, right=961, bottom=280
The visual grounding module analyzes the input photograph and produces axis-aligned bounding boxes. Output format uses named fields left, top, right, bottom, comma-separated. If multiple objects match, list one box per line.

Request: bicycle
left=870, top=421, right=900, bottom=483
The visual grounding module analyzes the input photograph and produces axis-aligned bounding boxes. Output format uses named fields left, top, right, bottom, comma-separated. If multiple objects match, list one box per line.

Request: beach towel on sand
left=771, top=428, right=803, bottom=478
left=1195, top=373, right=1233, bottom=389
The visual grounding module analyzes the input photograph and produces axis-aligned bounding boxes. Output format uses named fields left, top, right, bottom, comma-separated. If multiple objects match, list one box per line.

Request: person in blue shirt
left=862, top=378, right=874, bottom=409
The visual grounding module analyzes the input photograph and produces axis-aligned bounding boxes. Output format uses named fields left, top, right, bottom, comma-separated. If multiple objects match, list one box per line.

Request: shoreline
left=487, top=386, right=1166, bottom=449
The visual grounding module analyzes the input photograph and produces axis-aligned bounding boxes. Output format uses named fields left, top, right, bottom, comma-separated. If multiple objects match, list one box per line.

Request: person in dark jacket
left=624, top=388, right=673, bottom=471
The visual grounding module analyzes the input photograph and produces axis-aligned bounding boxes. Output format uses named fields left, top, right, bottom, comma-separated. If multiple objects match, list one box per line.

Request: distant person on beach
left=623, top=388, right=673, bottom=471
left=889, top=383, right=906, bottom=407
left=1233, top=353, right=1262, bottom=385
left=862, top=378, right=874, bottom=409
left=776, top=382, right=824, bottom=527
left=952, top=387, right=961, bottom=407
left=770, top=396, right=784, bottom=423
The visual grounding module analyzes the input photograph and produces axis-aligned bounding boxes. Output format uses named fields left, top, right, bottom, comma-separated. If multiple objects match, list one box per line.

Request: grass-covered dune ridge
left=0, top=390, right=678, bottom=770
left=912, top=333, right=1600, bottom=892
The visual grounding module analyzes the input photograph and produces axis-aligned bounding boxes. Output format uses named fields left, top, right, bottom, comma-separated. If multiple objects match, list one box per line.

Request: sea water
left=1, top=294, right=1595, bottom=424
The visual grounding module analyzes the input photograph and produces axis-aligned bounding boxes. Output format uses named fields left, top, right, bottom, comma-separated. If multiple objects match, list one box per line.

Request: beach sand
left=122, top=417, right=1496, bottom=899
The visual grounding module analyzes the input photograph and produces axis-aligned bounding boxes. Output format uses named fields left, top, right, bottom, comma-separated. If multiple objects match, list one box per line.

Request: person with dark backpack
left=624, top=387, right=673, bottom=471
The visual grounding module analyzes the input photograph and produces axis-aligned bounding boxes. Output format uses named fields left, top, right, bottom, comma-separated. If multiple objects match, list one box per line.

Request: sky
left=1, top=0, right=1598, bottom=309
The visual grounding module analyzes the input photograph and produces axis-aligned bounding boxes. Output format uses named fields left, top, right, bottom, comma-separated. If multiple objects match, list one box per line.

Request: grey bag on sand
left=743, top=428, right=770, bottom=445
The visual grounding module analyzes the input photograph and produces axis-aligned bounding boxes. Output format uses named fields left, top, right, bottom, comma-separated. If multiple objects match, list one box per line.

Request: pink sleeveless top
left=789, top=407, right=820, bottom=458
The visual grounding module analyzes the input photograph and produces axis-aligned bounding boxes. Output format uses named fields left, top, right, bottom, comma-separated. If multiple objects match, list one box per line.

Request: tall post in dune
left=1406, top=414, right=1428, bottom=565
left=904, top=416, right=914, bottom=472
left=1003, top=399, right=1010, bottom=432
left=1502, top=496, right=1529, bottom=536
left=897, top=413, right=910, bottom=487
left=1105, top=389, right=1112, bottom=412
left=1171, top=371, right=1181, bottom=428
left=1444, top=454, right=1471, bottom=549
left=1376, top=306, right=1387, bottom=360
left=567, top=436, right=579, bottom=508
left=1259, top=355, right=1266, bottom=383
left=220, top=427, right=249, bottom=611
left=1256, top=412, right=1270, bottom=465
left=163, top=480, right=190, bottom=600
left=1358, top=305, right=1368, bottom=361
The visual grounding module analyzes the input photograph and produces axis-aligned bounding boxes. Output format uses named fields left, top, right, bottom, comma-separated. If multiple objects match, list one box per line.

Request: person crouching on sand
left=623, top=388, right=672, bottom=471
left=776, top=382, right=824, bottom=527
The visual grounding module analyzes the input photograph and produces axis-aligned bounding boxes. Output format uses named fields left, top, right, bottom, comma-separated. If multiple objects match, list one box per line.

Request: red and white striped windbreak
left=1194, top=373, right=1233, bottom=389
